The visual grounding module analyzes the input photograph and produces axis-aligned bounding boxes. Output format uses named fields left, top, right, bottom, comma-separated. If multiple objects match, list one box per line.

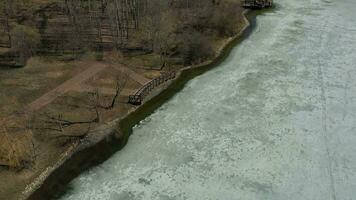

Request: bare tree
left=97, top=74, right=128, bottom=109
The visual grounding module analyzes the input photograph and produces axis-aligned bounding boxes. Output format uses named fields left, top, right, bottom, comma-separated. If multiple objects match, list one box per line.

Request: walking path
left=72, top=84, right=136, bottom=96
left=26, top=62, right=151, bottom=112
left=110, top=64, right=150, bottom=85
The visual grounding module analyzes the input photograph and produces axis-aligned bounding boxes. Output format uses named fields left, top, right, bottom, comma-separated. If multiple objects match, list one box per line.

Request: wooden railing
left=128, top=71, right=176, bottom=105
left=242, top=0, right=273, bottom=8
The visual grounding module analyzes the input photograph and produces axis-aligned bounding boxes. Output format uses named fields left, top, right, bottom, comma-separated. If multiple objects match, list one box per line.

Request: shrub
left=178, top=31, right=215, bottom=65
left=10, top=24, right=40, bottom=66
left=0, top=118, right=35, bottom=170
left=95, top=45, right=104, bottom=61
left=209, top=2, right=241, bottom=37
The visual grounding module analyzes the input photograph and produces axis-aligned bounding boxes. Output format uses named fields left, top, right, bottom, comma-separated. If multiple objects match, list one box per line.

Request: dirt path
left=26, top=63, right=108, bottom=112
left=111, top=64, right=150, bottom=85
left=26, top=63, right=152, bottom=112
left=72, top=84, right=136, bottom=96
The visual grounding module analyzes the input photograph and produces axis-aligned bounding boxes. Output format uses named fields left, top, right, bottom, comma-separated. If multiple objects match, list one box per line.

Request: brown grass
left=0, top=117, right=34, bottom=170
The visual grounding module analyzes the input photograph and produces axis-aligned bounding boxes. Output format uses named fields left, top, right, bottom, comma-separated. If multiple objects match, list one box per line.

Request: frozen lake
left=60, top=0, right=356, bottom=199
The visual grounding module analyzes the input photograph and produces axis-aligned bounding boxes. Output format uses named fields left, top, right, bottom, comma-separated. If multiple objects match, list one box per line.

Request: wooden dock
left=242, top=0, right=273, bottom=8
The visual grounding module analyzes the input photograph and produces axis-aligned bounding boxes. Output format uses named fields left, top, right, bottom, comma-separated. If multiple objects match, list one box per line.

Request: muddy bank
left=24, top=10, right=259, bottom=200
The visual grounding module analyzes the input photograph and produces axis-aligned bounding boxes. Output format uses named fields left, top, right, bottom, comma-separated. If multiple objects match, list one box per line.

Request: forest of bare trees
left=0, top=0, right=242, bottom=66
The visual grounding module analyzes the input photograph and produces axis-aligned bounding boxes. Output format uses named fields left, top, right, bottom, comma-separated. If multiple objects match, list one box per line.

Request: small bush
left=0, top=118, right=35, bottom=170
left=10, top=24, right=40, bottom=66
left=209, top=2, right=241, bottom=37
left=178, top=31, right=215, bottom=65
left=95, top=49, right=104, bottom=61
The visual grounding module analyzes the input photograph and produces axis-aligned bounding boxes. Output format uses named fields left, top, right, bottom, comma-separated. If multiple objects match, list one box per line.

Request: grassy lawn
left=0, top=57, right=90, bottom=117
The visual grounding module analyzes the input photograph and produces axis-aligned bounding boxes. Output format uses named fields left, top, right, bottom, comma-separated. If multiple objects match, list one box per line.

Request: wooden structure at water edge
left=243, top=0, right=273, bottom=8
left=128, top=71, right=176, bottom=105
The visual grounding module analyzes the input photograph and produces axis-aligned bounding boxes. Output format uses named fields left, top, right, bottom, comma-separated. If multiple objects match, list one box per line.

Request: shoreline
left=23, top=9, right=257, bottom=200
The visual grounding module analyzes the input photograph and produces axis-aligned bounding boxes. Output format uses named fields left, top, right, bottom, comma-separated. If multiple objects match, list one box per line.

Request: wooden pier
left=243, top=0, right=273, bottom=8
left=128, top=71, right=176, bottom=105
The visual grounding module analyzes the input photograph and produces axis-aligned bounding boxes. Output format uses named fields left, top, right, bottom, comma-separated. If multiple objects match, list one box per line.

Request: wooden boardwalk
left=242, top=0, right=273, bottom=8
left=129, top=71, right=176, bottom=105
